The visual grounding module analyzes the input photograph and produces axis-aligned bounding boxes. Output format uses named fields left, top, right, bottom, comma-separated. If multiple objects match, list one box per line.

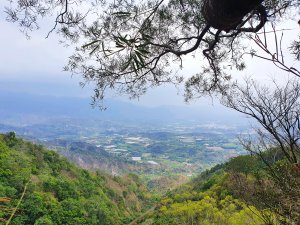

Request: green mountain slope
left=142, top=150, right=300, bottom=225
left=1, top=132, right=299, bottom=225
left=0, top=132, right=155, bottom=225
left=148, top=163, right=264, bottom=225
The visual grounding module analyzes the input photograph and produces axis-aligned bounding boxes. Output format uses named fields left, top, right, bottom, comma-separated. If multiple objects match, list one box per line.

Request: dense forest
left=0, top=132, right=155, bottom=224
left=1, top=0, right=299, bottom=223
left=1, top=131, right=299, bottom=224
left=146, top=150, right=300, bottom=225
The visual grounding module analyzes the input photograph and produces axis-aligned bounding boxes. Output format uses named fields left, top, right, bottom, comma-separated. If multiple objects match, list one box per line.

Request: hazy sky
left=0, top=2, right=299, bottom=107
left=0, top=8, right=189, bottom=106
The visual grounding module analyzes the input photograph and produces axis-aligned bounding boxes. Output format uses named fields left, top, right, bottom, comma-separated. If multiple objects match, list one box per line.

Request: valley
left=0, top=118, right=248, bottom=191
left=0, top=92, right=250, bottom=192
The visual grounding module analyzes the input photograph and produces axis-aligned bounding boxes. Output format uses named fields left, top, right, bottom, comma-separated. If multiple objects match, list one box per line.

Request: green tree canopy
left=4, top=0, right=300, bottom=104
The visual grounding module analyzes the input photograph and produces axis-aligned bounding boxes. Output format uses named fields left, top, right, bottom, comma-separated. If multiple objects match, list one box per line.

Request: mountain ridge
left=0, top=91, right=246, bottom=125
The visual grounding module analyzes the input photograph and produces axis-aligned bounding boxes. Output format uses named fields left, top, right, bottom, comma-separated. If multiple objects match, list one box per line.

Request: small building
left=132, top=157, right=142, bottom=161
left=147, top=161, right=159, bottom=165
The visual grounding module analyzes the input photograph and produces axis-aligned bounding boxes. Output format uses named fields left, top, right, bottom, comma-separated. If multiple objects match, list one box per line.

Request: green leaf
left=89, top=45, right=99, bottom=55
left=102, top=42, right=109, bottom=57
left=121, top=60, right=131, bottom=72
left=135, top=51, right=145, bottom=66
left=132, top=55, right=141, bottom=70
left=136, top=48, right=150, bottom=57
left=112, top=11, right=131, bottom=17
left=82, top=40, right=100, bottom=49
left=141, top=33, right=153, bottom=40
left=118, top=35, right=129, bottom=44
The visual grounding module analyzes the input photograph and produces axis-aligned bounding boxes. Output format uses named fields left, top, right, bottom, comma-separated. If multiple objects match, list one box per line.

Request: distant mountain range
left=0, top=91, right=248, bottom=126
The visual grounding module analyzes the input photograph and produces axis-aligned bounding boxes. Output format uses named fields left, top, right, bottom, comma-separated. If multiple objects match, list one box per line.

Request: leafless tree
left=220, top=76, right=300, bottom=224
left=218, top=24, right=300, bottom=222
left=222, top=78, right=300, bottom=164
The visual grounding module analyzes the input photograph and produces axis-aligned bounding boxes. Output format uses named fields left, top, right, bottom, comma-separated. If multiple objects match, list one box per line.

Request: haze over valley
left=0, top=91, right=249, bottom=190
left=1, top=0, right=299, bottom=223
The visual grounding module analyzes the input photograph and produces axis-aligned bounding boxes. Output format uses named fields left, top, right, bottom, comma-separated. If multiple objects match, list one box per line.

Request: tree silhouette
left=4, top=0, right=299, bottom=104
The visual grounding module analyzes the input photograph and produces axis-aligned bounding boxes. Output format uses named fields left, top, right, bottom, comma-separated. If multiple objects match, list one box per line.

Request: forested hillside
left=1, top=131, right=299, bottom=225
left=0, top=132, right=155, bottom=224
left=142, top=151, right=300, bottom=224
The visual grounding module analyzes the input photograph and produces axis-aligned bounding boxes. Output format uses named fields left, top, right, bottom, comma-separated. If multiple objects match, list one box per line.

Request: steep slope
left=45, top=139, right=135, bottom=175
left=147, top=163, right=265, bottom=225
left=0, top=132, right=155, bottom=225
left=141, top=149, right=300, bottom=225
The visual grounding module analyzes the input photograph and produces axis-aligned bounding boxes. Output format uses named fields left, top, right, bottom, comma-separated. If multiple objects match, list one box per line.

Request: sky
left=0, top=2, right=299, bottom=108
left=0, top=11, right=188, bottom=106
